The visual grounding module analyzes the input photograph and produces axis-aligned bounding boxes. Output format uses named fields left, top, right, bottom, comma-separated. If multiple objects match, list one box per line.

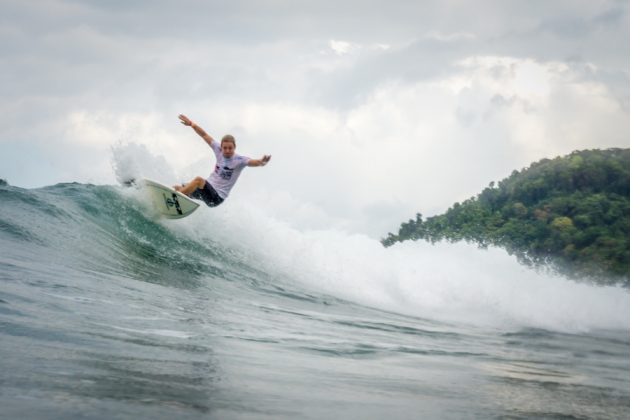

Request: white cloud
left=372, top=43, right=391, bottom=51
left=425, top=31, right=476, bottom=42
left=328, top=39, right=391, bottom=57
left=329, top=39, right=359, bottom=56
left=448, top=56, right=629, bottom=159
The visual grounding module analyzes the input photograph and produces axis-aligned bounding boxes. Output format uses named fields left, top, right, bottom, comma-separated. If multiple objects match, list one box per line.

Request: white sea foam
left=183, top=195, right=630, bottom=333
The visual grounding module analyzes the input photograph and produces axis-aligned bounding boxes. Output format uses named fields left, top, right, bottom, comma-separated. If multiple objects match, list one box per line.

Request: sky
left=2, top=0, right=630, bottom=236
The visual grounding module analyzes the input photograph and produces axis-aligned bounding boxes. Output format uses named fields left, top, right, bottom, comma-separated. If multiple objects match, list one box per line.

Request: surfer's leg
left=175, top=177, right=206, bottom=196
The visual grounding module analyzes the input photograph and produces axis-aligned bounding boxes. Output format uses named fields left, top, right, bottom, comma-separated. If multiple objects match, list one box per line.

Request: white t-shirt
left=206, top=142, right=250, bottom=199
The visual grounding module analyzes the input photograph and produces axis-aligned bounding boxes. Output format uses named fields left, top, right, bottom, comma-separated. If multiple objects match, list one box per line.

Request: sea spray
left=111, top=142, right=177, bottom=186
left=177, top=194, right=630, bottom=333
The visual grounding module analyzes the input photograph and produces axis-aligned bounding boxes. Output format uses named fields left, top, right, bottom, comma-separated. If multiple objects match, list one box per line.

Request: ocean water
left=1, top=181, right=630, bottom=420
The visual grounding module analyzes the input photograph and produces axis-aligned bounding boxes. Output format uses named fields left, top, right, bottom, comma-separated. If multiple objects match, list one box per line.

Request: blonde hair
left=221, top=134, right=236, bottom=146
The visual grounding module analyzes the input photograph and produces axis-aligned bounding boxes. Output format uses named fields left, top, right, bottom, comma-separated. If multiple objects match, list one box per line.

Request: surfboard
left=143, top=179, right=200, bottom=219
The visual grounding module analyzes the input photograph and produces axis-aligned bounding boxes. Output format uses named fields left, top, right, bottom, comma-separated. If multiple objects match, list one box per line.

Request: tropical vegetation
left=382, top=148, right=630, bottom=285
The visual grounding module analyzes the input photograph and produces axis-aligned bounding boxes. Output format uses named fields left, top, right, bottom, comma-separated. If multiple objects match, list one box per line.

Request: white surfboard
left=143, top=179, right=200, bottom=219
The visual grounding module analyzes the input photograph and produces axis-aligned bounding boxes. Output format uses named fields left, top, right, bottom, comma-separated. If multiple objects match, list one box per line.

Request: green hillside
left=383, top=148, right=630, bottom=285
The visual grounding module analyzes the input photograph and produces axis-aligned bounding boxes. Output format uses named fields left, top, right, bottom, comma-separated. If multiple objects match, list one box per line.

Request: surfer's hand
left=178, top=114, right=192, bottom=126
left=248, top=155, right=271, bottom=167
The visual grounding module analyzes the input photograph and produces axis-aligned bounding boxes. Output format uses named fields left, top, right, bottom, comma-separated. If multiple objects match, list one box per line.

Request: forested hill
left=383, top=148, right=630, bottom=284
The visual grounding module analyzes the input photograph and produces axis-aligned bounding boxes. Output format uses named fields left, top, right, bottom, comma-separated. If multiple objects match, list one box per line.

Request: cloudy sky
left=2, top=0, right=630, bottom=236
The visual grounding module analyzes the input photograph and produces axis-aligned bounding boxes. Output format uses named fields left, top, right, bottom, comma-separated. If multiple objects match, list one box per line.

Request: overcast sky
left=2, top=0, right=630, bottom=236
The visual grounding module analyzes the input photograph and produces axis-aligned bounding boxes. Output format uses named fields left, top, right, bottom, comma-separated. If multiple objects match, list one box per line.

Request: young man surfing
left=174, top=114, right=271, bottom=207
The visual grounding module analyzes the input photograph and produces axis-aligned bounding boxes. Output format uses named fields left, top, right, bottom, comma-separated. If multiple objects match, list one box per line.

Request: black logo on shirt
left=216, top=165, right=234, bottom=180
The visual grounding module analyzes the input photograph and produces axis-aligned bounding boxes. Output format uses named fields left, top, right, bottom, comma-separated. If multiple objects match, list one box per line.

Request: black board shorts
left=191, top=182, right=224, bottom=207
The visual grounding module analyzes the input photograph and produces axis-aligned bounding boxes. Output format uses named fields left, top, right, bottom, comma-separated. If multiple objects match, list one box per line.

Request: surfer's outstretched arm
left=247, top=155, right=272, bottom=167
left=179, top=114, right=215, bottom=147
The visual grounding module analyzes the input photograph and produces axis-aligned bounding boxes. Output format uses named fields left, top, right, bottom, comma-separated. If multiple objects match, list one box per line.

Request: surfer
left=174, top=114, right=271, bottom=207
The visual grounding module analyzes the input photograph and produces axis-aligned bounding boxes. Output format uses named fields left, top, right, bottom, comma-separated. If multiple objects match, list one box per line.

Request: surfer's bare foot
left=173, top=185, right=182, bottom=192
